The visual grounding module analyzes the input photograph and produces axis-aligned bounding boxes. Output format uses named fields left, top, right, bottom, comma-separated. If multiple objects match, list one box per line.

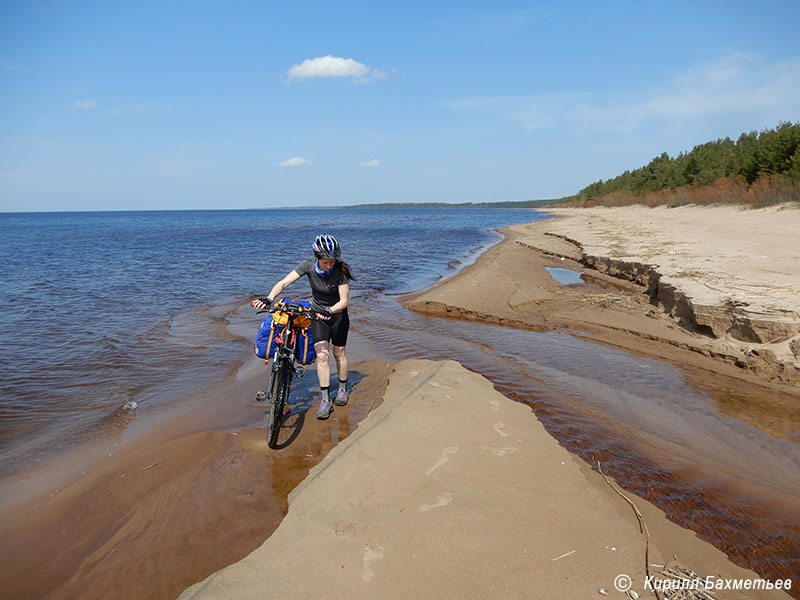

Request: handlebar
left=255, top=305, right=311, bottom=316
left=252, top=299, right=328, bottom=320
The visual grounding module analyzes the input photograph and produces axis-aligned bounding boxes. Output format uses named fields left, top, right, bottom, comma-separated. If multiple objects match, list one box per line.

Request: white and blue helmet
left=312, top=234, right=341, bottom=260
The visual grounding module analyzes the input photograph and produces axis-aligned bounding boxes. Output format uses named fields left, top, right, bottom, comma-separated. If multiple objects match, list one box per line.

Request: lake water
left=0, top=208, right=543, bottom=476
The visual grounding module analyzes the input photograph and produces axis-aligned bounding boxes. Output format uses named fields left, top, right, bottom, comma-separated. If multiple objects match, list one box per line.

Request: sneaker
left=316, top=398, right=333, bottom=420
left=334, top=388, right=349, bottom=406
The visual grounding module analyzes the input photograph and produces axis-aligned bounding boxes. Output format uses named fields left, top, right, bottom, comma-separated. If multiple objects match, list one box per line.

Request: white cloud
left=286, top=55, right=387, bottom=83
left=278, top=156, right=312, bottom=167
left=444, top=54, right=800, bottom=134
left=71, top=100, right=96, bottom=110
left=356, top=160, right=380, bottom=168
left=125, top=104, right=145, bottom=115
left=645, top=53, right=800, bottom=117
left=568, top=54, right=800, bottom=133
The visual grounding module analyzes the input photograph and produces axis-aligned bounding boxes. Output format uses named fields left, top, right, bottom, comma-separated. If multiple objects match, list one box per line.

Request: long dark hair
left=336, top=260, right=356, bottom=281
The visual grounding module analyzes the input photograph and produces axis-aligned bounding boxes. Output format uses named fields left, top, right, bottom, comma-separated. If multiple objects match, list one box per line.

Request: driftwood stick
left=120, top=461, right=163, bottom=479
left=597, top=462, right=661, bottom=600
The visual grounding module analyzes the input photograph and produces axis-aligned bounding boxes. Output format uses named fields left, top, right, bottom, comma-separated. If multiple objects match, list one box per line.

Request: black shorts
left=312, top=309, right=349, bottom=347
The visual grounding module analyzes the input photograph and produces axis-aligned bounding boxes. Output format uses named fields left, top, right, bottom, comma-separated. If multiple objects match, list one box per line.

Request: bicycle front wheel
left=267, top=359, right=290, bottom=448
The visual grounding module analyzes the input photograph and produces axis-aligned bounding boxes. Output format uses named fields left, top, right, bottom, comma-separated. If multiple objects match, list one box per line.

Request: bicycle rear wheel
left=267, top=359, right=290, bottom=448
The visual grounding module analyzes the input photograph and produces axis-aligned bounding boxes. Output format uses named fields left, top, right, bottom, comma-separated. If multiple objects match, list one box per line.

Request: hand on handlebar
left=311, top=302, right=332, bottom=321
left=251, top=297, right=273, bottom=310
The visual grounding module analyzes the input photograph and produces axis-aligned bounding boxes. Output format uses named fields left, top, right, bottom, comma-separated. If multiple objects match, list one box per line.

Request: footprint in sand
left=493, top=422, right=508, bottom=437
left=362, top=544, right=386, bottom=582
left=480, top=445, right=518, bottom=457
left=429, top=381, right=453, bottom=390
left=489, top=398, right=501, bottom=411
left=418, top=492, right=453, bottom=512
left=426, top=446, right=458, bottom=475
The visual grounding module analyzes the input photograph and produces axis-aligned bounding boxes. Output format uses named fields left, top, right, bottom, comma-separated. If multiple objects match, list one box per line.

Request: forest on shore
left=346, top=199, right=553, bottom=209
left=560, top=122, right=800, bottom=208
left=345, top=122, right=799, bottom=210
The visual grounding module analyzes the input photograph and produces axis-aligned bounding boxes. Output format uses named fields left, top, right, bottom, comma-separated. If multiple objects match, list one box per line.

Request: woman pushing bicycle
left=252, top=234, right=355, bottom=420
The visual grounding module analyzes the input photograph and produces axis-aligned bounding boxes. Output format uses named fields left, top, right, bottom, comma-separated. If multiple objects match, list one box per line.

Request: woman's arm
left=328, top=283, right=350, bottom=314
left=269, top=270, right=302, bottom=300
left=253, top=270, right=302, bottom=309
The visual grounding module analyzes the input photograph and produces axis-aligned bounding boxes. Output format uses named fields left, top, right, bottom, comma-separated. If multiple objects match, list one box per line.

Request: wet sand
left=0, top=360, right=392, bottom=600
left=180, top=360, right=792, bottom=600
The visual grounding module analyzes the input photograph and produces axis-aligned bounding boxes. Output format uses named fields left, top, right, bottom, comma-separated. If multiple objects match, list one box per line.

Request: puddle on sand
left=544, top=266, right=585, bottom=285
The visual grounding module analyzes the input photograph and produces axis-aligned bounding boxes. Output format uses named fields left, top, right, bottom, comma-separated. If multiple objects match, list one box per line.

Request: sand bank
left=401, top=205, right=800, bottom=586
left=407, top=205, right=800, bottom=391
left=180, top=359, right=790, bottom=599
left=544, top=205, right=800, bottom=371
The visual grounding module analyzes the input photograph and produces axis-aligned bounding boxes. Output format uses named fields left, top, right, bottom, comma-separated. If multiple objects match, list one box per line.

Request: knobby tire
left=267, top=360, right=289, bottom=448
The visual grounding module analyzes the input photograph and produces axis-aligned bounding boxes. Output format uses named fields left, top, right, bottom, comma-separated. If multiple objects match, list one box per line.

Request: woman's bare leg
left=315, top=341, right=331, bottom=389
left=332, top=345, right=348, bottom=382
left=314, top=341, right=334, bottom=418
left=331, top=345, right=349, bottom=405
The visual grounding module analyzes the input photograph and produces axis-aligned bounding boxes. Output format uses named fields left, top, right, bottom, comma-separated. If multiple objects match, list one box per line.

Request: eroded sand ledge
left=544, top=205, right=800, bottom=367
left=406, top=204, right=800, bottom=390
left=180, top=360, right=789, bottom=599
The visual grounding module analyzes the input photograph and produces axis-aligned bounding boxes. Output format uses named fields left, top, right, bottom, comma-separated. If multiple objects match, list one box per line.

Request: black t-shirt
left=294, top=259, right=348, bottom=308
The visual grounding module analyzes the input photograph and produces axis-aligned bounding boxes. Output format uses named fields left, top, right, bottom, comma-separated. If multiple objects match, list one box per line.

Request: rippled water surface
left=0, top=208, right=541, bottom=474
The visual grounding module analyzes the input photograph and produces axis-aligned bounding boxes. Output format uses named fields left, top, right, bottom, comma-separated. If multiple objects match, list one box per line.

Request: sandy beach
left=544, top=205, right=800, bottom=375
left=3, top=205, right=798, bottom=599
left=408, top=205, right=800, bottom=392
left=180, top=360, right=791, bottom=600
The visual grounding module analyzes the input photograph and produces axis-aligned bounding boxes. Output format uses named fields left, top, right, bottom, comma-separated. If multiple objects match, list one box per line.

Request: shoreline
left=181, top=359, right=792, bottom=600
left=406, top=206, right=800, bottom=393
left=182, top=204, right=797, bottom=598
left=543, top=205, right=800, bottom=381
left=402, top=205, right=800, bottom=582
left=0, top=357, right=393, bottom=600
left=3, top=205, right=798, bottom=597
left=0, top=215, right=521, bottom=599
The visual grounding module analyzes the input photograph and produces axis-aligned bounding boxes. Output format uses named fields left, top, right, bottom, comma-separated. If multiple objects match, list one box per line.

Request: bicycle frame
left=267, top=311, right=302, bottom=388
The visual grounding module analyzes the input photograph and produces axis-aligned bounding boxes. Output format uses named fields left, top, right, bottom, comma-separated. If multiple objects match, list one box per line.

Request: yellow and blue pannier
left=254, top=298, right=316, bottom=364
left=294, top=326, right=315, bottom=364
left=255, top=318, right=283, bottom=360
left=270, top=298, right=312, bottom=329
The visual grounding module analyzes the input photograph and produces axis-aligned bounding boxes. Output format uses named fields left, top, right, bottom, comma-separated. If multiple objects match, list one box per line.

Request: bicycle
left=253, top=299, right=323, bottom=448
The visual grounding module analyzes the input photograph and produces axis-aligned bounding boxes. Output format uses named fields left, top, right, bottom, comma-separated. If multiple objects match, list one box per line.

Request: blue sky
left=1, top=1, right=799, bottom=211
